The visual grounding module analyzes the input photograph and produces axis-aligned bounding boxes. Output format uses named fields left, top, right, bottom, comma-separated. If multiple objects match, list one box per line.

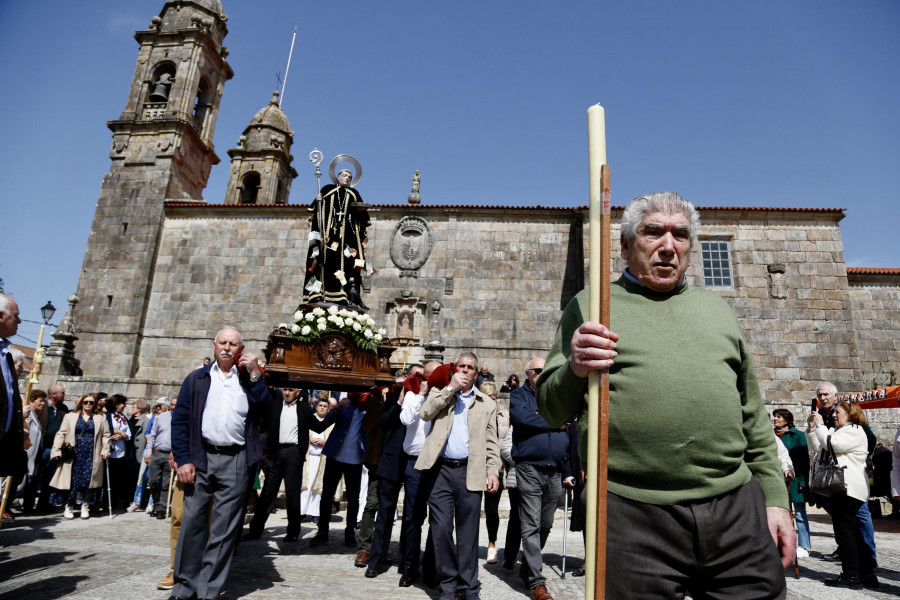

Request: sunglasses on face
left=83, top=401, right=95, bottom=405
left=527, top=368, right=543, bottom=374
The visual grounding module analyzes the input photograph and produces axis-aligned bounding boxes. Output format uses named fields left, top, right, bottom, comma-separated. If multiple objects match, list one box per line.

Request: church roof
left=249, top=92, right=291, bottom=133
left=847, top=267, right=900, bottom=275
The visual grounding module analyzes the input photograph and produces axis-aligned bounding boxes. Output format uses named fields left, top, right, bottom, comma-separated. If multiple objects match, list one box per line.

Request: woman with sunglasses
left=50, top=393, right=111, bottom=519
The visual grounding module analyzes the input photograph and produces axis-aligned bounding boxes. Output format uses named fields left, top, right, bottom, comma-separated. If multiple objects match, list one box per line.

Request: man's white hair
left=816, top=381, right=838, bottom=395
left=214, top=326, right=242, bottom=344
left=0, top=293, right=13, bottom=314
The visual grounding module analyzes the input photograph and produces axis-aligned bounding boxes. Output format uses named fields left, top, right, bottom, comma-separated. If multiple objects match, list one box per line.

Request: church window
left=240, top=172, right=261, bottom=204
left=144, top=63, right=176, bottom=119
left=193, top=78, right=212, bottom=134
left=700, top=240, right=733, bottom=287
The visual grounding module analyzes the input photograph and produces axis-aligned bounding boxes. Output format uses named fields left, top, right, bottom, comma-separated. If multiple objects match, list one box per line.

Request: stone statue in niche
left=397, top=311, right=415, bottom=339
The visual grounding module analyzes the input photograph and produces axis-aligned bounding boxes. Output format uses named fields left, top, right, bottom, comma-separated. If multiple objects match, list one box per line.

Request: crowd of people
left=3, top=187, right=900, bottom=600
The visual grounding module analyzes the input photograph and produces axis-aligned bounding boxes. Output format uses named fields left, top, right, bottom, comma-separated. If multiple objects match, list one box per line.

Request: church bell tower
left=73, top=0, right=233, bottom=378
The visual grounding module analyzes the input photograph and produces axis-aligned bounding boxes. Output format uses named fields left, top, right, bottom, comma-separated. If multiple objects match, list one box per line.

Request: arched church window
left=193, top=77, right=213, bottom=134
left=276, top=180, right=285, bottom=204
left=240, top=172, right=261, bottom=204
left=144, top=62, right=176, bottom=119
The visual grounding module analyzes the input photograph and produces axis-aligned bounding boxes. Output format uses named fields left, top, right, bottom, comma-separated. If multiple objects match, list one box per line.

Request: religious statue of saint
left=303, top=168, right=371, bottom=308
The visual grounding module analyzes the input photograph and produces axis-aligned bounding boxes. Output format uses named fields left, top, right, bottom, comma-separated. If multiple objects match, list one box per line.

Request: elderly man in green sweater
left=536, top=192, right=794, bottom=599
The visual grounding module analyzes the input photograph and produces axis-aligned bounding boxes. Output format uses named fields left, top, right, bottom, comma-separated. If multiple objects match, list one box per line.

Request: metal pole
left=279, top=27, right=298, bottom=108
left=105, top=459, right=113, bottom=519
left=561, top=487, right=569, bottom=579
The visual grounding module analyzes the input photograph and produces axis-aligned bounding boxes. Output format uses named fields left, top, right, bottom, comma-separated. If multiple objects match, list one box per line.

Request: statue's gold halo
left=328, top=154, right=362, bottom=186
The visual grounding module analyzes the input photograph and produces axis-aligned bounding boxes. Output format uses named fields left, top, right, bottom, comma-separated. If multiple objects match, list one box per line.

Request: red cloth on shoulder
left=426, top=363, right=456, bottom=390
left=403, top=371, right=427, bottom=396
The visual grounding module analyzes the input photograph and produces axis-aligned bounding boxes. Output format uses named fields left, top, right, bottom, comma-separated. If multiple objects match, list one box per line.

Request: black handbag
left=809, top=435, right=846, bottom=497
left=59, top=442, right=75, bottom=461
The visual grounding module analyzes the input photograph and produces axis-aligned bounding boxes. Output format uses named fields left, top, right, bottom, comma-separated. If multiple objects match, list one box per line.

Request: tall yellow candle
left=585, top=104, right=606, bottom=600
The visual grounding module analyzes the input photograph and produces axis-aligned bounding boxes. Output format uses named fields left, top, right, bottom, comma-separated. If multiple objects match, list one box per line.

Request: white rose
left=374, top=333, right=383, bottom=344
left=317, top=322, right=327, bottom=331
left=334, top=317, right=344, bottom=328
left=339, top=309, right=351, bottom=318
left=312, top=307, right=325, bottom=316
left=293, top=311, right=303, bottom=322
left=317, top=317, right=326, bottom=325
left=301, top=325, right=311, bottom=336
left=291, top=324, right=301, bottom=334
left=378, top=328, right=387, bottom=336
left=305, top=312, right=315, bottom=322
left=353, top=322, right=361, bottom=331
left=327, top=305, right=339, bottom=315
left=364, top=329, right=373, bottom=339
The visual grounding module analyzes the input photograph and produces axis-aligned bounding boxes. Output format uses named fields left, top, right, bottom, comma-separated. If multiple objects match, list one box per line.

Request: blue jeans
left=857, top=502, right=877, bottom=562
left=133, top=461, right=153, bottom=507
left=793, top=501, right=810, bottom=549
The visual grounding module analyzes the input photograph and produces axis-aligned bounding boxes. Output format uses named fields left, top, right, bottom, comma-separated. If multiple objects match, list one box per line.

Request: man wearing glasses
left=510, top=357, right=569, bottom=600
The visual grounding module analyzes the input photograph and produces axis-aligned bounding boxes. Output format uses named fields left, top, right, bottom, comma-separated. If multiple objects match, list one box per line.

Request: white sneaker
left=126, top=503, right=140, bottom=513
left=63, top=505, right=75, bottom=520
left=145, top=504, right=154, bottom=514
left=486, top=545, right=498, bottom=564
left=796, top=547, right=809, bottom=558
left=80, top=504, right=90, bottom=519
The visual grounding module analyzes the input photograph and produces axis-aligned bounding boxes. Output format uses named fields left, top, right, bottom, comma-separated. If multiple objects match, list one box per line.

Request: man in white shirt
left=170, top=327, right=270, bottom=600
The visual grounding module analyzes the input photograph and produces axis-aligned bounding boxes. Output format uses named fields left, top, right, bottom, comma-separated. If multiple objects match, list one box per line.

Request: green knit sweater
left=536, top=276, right=788, bottom=509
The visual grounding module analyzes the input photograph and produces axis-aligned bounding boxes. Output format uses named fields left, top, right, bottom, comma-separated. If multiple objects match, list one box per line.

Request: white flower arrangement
left=282, top=306, right=386, bottom=352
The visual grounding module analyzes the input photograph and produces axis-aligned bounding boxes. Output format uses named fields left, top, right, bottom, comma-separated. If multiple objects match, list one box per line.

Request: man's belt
left=203, top=441, right=245, bottom=455
left=278, top=443, right=299, bottom=449
left=152, top=449, right=170, bottom=454
left=439, top=457, right=468, bottom=468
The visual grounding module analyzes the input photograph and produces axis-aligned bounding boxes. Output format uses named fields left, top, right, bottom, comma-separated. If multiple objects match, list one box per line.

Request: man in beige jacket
left=415, top=352, right=501, bottom=600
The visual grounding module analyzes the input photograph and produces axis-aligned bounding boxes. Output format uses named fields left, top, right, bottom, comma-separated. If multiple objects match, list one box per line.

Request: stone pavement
left=1, top=503, right=898, bottom=600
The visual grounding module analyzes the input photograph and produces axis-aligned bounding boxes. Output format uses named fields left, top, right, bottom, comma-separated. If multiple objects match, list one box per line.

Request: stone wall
left=847, top=269, right=900, bottom=442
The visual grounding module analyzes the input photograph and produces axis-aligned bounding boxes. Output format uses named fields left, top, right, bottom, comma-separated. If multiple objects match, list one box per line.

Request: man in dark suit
left=364, top=384, right=407, bottom=577
left=0, top=294, right=26, bottom=484
left=170, top=326, right=270, bottom=600
left=244, top=388, right=334, bottom=542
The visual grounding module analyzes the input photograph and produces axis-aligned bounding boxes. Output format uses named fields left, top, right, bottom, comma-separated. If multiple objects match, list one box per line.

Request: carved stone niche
left=767, top=263, right=788, bottom=299
left=386, top=296, right=428, bottom=347
left=390, top=216, right=433, bottom=278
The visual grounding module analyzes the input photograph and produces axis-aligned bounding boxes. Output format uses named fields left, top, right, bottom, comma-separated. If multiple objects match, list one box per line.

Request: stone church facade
left=41, top=0, right=900, bottom=441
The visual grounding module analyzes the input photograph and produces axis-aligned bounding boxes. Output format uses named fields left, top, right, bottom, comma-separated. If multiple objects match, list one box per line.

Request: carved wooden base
left=264, top=328, right=395, bottom=391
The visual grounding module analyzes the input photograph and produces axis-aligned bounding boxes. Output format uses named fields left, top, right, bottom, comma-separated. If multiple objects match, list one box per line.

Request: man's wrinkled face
left=621, top=211, right=692, bottom=292
left=455, top=356, right=478, bottom=390
left=337, top=170, right=352, bottom=187
left=0, top=298, right=21, bottom=339
left=817, top=386, right=836, bottom=410
left=214, top=328, right=244, bottom=370
left=282, top=388, right=299, bottom=405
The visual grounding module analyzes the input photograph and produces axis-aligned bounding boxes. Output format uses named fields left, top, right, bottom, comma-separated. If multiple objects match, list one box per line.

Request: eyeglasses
left=527, top=368, right=543, bottom=374
left=83, top=401, right=95, bottom=405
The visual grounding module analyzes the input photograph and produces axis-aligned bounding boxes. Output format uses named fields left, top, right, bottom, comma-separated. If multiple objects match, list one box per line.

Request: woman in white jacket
left=807, top=401, right=876, bottom=589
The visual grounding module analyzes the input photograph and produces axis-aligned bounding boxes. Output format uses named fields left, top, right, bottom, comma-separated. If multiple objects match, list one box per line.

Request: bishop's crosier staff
left=585, top=104, right=611, bottom=600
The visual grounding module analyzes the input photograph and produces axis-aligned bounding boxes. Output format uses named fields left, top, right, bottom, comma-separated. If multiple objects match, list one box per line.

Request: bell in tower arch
left=149, top=73, right=173, bottom=102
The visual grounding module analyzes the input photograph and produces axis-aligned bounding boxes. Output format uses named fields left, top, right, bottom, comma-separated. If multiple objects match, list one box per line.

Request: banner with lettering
left=837, top=385, right=900, bottom=410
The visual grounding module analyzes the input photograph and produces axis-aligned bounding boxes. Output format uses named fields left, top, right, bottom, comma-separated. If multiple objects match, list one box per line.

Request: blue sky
left=1, top=0, right=898, bottom=347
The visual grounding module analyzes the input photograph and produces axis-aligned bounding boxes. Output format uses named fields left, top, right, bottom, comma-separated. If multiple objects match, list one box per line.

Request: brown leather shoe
left=157, top=569, right=174, bottom=590
left=354, top=549, right=369, bottom=567
left=530, top=583, right=554, bottom=600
